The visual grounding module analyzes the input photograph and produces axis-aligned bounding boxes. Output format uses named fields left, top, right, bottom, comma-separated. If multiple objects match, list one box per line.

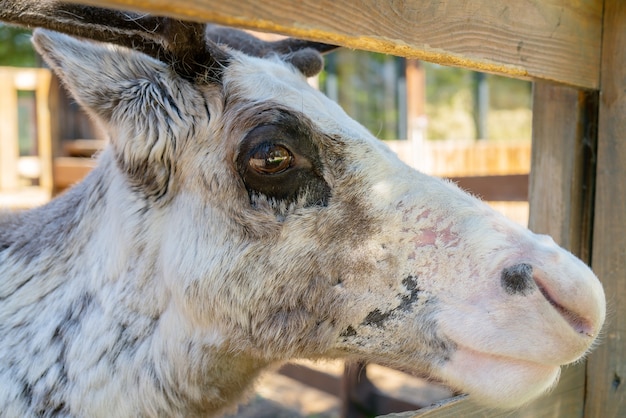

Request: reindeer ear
left=33, top=29, right=174, bottom=121
left=33, top=29, right=189, bottom=200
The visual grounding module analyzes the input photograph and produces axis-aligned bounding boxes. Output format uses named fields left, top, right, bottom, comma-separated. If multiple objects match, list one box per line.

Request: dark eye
left=248, top=144, right=293, bottom=174
left=236, top=121, right=330, bottom=207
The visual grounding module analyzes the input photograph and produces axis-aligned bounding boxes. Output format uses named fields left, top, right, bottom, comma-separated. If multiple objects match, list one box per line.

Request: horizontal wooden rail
left=279, top=362, right=430, bottom=416
left=53, top=157, right=96, bottom=190
left=53, top=156, right=529, bottom=203
left=448, top=174, right=528, bottom=202
left=67, top=0, right=603, bottom=89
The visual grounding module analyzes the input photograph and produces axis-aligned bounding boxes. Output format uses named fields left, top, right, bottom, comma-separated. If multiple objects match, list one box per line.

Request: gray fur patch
left=0, top=176, right=107, bottom=270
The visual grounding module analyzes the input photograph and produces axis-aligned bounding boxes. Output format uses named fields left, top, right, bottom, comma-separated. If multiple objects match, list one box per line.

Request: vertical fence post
left=522, top=82, right=599, bottom=417
left=585, top=0, right=626, bottom=415
left=0, top=71, right=19, bottom=192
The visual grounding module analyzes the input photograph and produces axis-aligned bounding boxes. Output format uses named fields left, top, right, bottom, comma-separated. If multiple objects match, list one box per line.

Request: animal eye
left=236, top=120, right=330, bottom=207
left=248, top=144, right=293, bottom=174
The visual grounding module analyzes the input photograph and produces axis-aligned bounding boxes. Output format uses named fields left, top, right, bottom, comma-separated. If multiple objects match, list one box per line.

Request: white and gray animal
left=0, top=2, right=606, bottom=417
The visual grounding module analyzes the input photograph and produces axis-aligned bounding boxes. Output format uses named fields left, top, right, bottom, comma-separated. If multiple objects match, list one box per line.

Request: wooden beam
left=522, top=82, right=599, bottom=418
left=65, top=0, right=603, bottom=89
left=528, top=83, right=598, bottom=259
left=0, top=71, right=19, bottom=191
left=448, top=174, right=529, bottom=202
left=34, top=69, right=53, bottom=195
left=278, top=363, right=342, bottom=397
left=585, top=0, right=626, bottom=415
left=53, top=157, right=96, bottom=191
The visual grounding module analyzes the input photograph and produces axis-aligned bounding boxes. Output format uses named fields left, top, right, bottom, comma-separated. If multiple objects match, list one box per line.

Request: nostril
left=501, top=264, right=595, bottom=336
left=537, top=284, right=594, bottom=337
left=501, top=263, right=535, bottom=296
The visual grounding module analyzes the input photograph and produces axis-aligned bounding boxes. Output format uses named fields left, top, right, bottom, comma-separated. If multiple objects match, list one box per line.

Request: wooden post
left=405, top=60, right=425, bottom=125
left=585, top=0, right=626, bottom=416
left=528, top=83, right=598, bottom=260
left=342, top=361, right=375, bottom=418
left=0, top=71, right=19, bottom=191
left=405, top=59, right=427, bottom=169
left=518, top=82, right=599, bottom=418
left=35, top=69, right=54, bottom=195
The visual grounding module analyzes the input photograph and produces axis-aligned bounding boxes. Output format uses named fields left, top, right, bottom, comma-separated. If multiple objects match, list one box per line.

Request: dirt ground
left=226, top=360, right=453, bottom=418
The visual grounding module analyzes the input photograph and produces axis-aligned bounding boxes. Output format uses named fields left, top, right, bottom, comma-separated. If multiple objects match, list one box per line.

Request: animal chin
left=439, top=345, right=561, bottom=408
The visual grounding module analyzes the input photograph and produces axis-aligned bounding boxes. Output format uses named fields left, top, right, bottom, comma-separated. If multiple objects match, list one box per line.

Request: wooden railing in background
left=53, top=140, right=105, bottom=190
left=388, top=139, right=531, bottom=225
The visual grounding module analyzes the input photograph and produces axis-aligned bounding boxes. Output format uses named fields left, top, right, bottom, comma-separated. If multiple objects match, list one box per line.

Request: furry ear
left=32, top=29, right=173, bottom=122
left=33, top=29, right=197, bottom=200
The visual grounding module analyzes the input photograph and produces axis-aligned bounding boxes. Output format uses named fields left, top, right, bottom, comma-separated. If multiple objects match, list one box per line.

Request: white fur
left=0, top=29, right=606, bottom=417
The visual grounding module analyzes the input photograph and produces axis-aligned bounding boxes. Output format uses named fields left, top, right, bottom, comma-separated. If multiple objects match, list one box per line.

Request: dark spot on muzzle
left=501, top=263, right=536, bottom=296
left=340, top=325, right=357, bottom=338
left=362, top=309, right=391, bottom=327
left=399, top=275, right=420, bottom=311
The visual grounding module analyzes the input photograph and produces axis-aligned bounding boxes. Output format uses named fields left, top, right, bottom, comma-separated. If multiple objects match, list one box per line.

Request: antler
left=205, top=25, right=338, bottom=77
left=0, top=1, right=337, bottom=80
left=2, top=2, right=161, bottom=58
left=0, top=1, right=225, bottom=80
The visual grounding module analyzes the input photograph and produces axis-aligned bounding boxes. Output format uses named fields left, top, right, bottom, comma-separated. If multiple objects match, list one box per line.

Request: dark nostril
left=501, top=263, right=535, bottom=296
left=501, top=263, right=595, bottom=336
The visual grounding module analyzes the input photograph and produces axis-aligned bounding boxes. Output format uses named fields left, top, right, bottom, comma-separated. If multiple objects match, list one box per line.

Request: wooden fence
left=388, top=139, right=531, bottom=225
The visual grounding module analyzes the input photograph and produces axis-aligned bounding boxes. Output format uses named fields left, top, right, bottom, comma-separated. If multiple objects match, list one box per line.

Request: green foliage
left=320, top=50, right=404, bottom=140
left=0, top=24, right=37, bottom=67
left=424, top=62, right=531, bottom=110
left=320, top=51, right=531, bottom=142
left=424, top=63, right=473, bottom=107
left=424, top=62, right=531, bottom=141
left=488, top=74, right=532, bottom=109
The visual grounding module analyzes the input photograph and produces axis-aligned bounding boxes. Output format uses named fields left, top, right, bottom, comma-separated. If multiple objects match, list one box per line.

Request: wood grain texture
left=52, top=157, right=96, bottom=190
left=529, top=83, right=598, bottom=259
left=65, top=0, right=603, bottom=88
left=519, top=83, right=598, bottom=418
left=585, top=0, right=626, bottom=416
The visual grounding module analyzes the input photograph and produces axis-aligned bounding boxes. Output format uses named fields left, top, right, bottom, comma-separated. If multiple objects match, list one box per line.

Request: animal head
left=2, top=2, right=606, bottom=410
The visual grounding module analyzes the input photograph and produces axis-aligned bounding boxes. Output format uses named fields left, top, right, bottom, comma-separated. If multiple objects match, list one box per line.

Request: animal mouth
left=535, top=279, right=595, bottom=337
left=439, top=344, right=562, bottom=407
left=456, top=344, right=561, bottom=369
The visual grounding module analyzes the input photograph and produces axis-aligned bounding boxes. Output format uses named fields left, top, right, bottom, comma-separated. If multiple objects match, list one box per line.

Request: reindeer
left=0, top=2, right=606, bottom=417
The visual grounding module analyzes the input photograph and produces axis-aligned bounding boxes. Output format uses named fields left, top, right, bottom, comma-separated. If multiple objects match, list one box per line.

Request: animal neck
left=2, top=155, right=141, bottom=277
left=0, top=150, right=269, bottom=416
left=140, top=310, right=270, bottom=415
